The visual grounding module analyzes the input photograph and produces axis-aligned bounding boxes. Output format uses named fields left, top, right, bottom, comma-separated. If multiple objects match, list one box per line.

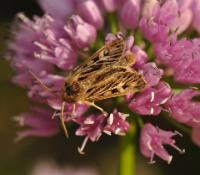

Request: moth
left=30, top=36, right=146, bottom=137
left=62, top=37, right=146, bottom=110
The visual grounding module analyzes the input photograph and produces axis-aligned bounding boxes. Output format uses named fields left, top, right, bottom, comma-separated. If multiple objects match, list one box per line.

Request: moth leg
left=72, top=103, right=76, bottom=113
left=70, top=103, right=76, bottom=117
left=60, top=101, right=69, bottom=138
left=85, top=101, right=108, bottom=115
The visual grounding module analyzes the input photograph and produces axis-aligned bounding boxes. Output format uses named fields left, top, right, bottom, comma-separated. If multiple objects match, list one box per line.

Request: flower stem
left=119, top=117, right=136, bottom=175
left=108, top=13, right=118, bottom=34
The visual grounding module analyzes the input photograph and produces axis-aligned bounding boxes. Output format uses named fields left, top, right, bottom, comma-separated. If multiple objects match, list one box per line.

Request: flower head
left=7, top=0, right=200, bottom=163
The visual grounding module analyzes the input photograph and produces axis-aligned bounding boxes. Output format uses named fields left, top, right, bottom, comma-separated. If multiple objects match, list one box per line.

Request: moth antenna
left=28, top=70, right=59, bottom=97
left=60, top=101, right=69, bottom=138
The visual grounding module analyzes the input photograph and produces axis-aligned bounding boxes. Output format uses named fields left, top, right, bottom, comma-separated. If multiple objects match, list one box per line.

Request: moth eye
left=65, top=82, right=80, bottom=96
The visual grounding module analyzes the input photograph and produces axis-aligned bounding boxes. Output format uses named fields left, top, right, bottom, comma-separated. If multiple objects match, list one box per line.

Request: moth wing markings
left=80, top=53, right=138, bottom=87
left=84, top=67, right=146, bottom=102
left=87, top=37, right=125, bottom=66
left=70, top=37, right=125, bottom=81
left=75, top=52, right=137, bottom=85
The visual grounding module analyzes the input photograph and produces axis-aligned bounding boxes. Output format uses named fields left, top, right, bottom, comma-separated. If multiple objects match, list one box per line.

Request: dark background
left=0, top=1, right=200, bottom=175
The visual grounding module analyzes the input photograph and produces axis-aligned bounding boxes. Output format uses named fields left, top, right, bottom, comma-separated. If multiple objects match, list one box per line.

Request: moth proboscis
left=29, top=36, right=146, bottom=139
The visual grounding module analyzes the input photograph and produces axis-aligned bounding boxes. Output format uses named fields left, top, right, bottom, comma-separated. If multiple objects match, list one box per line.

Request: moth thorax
left=120, top=52, right=136, bottom=66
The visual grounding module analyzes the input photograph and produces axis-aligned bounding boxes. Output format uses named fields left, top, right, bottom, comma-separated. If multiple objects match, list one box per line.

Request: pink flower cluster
left=7, top=0, right=200, bottom=163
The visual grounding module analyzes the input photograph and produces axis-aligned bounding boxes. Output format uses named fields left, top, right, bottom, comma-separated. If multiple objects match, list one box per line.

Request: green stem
left=134, top=30, right=143, bottom=45
left=108, top=13, right=118, bottom=34
left=119, top=118, right=136, bottom=175
left=135, top=115, right=144, bottom=128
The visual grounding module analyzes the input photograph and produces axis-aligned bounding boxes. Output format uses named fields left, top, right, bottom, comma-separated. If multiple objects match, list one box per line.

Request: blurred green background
left=1, top=1, right=200, bottom=175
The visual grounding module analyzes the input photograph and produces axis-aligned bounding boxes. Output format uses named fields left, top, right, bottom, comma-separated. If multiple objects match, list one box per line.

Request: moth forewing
left=83, top=67, right=146, bottom=102
left=62, top=37, right=146, bottom=112
left=69, top=37, right=125, bottom=78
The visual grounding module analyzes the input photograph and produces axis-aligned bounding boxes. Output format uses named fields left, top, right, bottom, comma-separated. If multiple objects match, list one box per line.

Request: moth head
left=62, top=81, right=81, bottom=102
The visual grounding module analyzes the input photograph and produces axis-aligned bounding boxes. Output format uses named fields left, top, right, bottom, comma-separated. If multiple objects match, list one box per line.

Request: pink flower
left=154, top=37, right=200, bottom=84
left=128, top=82, right=171, bottom=115
left=73, top=110, right=130, bottom=153
left=7, top=14, right=55, bottom=87
left=119, top=0, right=140, bottom=29
left=140, top=123, right=184, bottom=164
left=8, top=13, right=76, bottom=74
left=138, top=62, right=163, bottom=89
left=131, top=46, right=148, bottom=68
left=77, top=0, right=104, bottom=29
left=173, top=0, right=193, bottom=34
left=139, top=0, right=179, bottom=42
left=64, top=15, right=96, bottom=49
left=13, top=107, right=60, bottom=141
left=33, top=30, right=77, bottom=70
left=74, top=114, right=107, bottom=142
left=74, top=111, right=130, bottom=138
left=104, top=110, right=130, bottom=136
left=165, top=89, right=200, bottom=125
left=162, top=88, right=200, bottom=148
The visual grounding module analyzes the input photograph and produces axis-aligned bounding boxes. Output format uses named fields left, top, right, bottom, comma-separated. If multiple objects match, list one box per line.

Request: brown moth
left=61, top=36, right=146, bottom=113
left=30, top=36, right=146, bottom=138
